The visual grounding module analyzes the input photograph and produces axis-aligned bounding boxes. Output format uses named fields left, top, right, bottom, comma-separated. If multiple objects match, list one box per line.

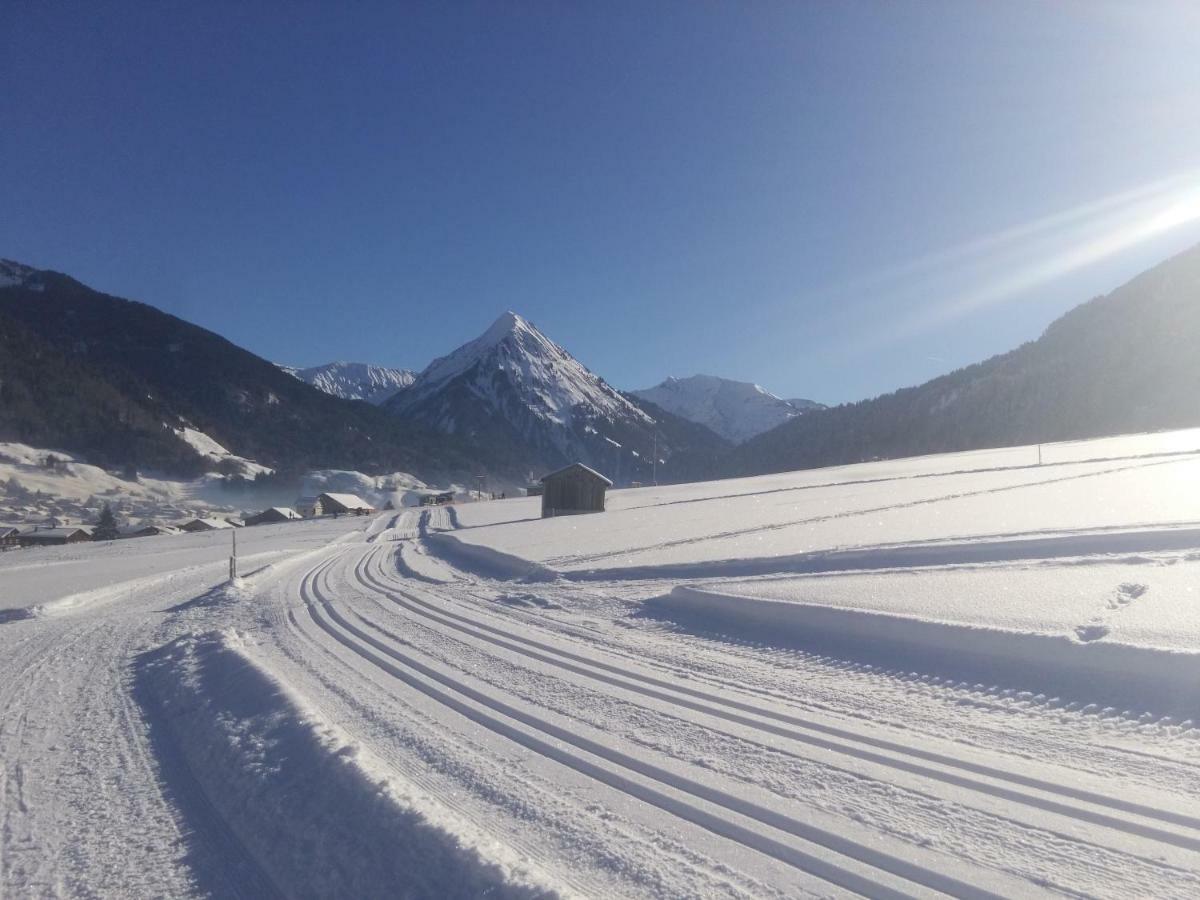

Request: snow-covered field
left=3, top=430, right=1200, bottom=897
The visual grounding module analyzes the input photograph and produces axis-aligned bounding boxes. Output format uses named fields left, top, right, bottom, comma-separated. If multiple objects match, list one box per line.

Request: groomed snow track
left=250, top=516, right=1200, bottom=897
left=5, top=505, right=1200, bottom=898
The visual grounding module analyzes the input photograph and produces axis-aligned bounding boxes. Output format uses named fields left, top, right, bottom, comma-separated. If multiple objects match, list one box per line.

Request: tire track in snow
left=299, top=550, right=1024, bottom=899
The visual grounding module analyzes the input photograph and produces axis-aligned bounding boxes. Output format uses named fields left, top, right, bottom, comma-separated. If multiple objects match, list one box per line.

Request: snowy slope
left=634, top=374, right=821, bottom=444
left=280, top=361, right=416, bottom=405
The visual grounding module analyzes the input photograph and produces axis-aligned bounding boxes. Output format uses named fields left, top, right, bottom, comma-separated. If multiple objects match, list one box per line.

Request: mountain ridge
left=281, top=361, right=416, bottom=405
left=633, top=374, right=822, bottom=444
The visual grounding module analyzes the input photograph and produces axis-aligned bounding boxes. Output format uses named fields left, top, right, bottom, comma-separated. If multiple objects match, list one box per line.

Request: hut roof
left=540, top=463, right=613, bottom=486
left=318, top=492, right=374, bottom=511
left=21, top=527, right=91, bottom=541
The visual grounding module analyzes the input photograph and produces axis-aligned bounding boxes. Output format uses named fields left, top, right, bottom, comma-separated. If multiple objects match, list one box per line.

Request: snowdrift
left=137, top=630, right=556, bottom=900
left=650, top=586, right=1200, bottom=717
left=424, top=532, right=558, bottom=583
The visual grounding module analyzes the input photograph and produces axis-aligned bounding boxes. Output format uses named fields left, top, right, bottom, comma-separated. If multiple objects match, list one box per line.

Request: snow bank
left=650, top=586, right=1200, bottom=717
left=396, top=542, right=455, bottom=584
left=138, top=630, right=557, bottom=900
left=424, top=532, right=558, bottom=583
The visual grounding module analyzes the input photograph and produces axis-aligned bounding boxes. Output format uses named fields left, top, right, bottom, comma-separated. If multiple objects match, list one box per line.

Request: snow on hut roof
left=318, top=493, right=374, bottom=510
left=21, top=527, right=91, bottom=540
left=540, top=463, right=613, bottom=486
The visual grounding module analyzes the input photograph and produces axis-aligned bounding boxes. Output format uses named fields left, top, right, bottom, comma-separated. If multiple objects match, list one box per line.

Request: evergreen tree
left=94, top=503, right=120, bottom=541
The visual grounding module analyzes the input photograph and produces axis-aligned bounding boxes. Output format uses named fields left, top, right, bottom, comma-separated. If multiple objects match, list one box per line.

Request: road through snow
left=3, top=453, right=1200, bottom=896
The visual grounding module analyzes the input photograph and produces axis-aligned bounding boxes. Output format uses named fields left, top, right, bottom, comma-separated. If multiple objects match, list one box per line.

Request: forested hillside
left=0, top=264, right=478, bottom=480
left=723, top=242, right=1200, bottom=476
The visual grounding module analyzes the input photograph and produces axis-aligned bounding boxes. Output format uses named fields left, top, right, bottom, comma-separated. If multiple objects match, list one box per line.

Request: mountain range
left=385, top=311, right=730, bottom=484
left=3, top=241, right=1200, bottom=490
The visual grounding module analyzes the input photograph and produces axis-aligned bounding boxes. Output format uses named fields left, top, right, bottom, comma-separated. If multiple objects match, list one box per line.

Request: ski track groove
left=298, top=548, right=1022, bottom=899
left=354, top=542, right=1200, bottom=855
left=287, top=555, right=802, bottom=899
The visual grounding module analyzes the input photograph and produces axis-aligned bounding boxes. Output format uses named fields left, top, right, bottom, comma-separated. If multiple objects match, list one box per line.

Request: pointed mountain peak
left=485, top=309, right=525, bottom=335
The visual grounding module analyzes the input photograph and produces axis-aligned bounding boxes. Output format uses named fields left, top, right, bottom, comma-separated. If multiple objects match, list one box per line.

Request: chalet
left=0, top=526, right=21, bottom=549
left=294, top=496, right=324, bottom=518
left=318, top=493, right=375, bottom=516
left=18, top=527, right=93, bottom=547
left=180, top=517, right=234, bottom=533
left=540, top=463, right=612, bottom=518
left=245, top=507, right=302, bottom=526
left=119, top=524, right=182, bottom=539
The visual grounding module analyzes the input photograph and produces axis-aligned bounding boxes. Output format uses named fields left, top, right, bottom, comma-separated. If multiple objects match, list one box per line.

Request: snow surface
left=177, top=427, right=273, bottom=477
left=633, top=374, right=819, bottom=443
left=5, top=428, right=1200, bottom=897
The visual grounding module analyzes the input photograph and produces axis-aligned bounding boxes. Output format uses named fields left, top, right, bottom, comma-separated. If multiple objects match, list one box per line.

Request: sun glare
left=846, top=170, right=1200, bottom=351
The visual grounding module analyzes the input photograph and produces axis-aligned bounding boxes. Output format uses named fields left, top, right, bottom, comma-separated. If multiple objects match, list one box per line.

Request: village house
left=317, top=493, right=375, bottom=516
left=18, top=527, right=93, bottom=547
left=119, top=524, right=182, bottom=539
left=0, top=526, right=21, bottom=549
left=294, top=496, right=324, bottom=518
left=180, top=517, right=235, bottom=533
left=539, top=463, right=612, bottom=518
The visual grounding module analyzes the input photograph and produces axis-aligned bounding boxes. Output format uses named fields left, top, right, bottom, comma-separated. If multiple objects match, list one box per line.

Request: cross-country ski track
left=4, top=437, right=1200, bottom=897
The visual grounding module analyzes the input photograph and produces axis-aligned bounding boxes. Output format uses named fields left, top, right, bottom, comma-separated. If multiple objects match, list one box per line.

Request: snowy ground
left=3, top=431, right=1200, bottom=897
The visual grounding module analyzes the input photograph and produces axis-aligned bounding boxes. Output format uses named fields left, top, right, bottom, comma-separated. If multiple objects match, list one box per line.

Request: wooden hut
left=540, top=463, right=612, bottom=518
left=245, top=507, right=302, bottom=526
left=0, top=526, right=21, bottom=549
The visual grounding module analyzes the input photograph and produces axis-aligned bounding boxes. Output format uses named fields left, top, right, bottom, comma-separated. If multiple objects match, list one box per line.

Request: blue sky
left=3, top=2, right=1199, bottom=404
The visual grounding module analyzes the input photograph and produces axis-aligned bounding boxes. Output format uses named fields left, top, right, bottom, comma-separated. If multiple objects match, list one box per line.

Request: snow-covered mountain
left=387, top=312, right=728, bottom=483
left=633, top=375, right=822, bottom=444
left=281, top=361, right=416, bottom=405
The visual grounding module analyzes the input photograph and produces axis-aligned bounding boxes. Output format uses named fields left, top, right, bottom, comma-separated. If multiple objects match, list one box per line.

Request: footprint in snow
left=1074, top=623, right=1110, bottom=642
left=1106, top=582, right=1148, bottom=611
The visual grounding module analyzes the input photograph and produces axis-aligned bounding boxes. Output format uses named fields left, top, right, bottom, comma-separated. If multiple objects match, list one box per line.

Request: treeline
left=0, top=272, right=482, bottom=480
left=0, top=312, right=209, bottom=476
